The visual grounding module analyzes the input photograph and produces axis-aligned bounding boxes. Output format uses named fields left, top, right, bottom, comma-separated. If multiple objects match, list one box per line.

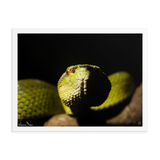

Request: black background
left=18, top=34, right=142, bottom=87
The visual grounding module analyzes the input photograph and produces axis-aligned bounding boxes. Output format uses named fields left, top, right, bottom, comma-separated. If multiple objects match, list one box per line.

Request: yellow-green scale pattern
left=90, top=71, right=135, bottom=110
left=18, top=79, right=64, bottom=122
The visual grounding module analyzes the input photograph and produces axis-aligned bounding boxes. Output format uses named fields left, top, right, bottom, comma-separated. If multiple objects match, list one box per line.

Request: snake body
left=18, top=64, right=135, bottom=123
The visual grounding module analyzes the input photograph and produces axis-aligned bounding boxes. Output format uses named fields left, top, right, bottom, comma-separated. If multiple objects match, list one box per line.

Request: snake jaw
left=58, top=67, right=90, bottom=116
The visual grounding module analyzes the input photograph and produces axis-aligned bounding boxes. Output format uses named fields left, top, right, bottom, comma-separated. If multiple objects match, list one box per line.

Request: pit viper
left=18, top=64, right=135, bottom=124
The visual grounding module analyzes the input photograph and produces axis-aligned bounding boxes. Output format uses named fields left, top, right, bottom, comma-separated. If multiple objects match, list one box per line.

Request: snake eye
left=66, top=69, right=70, bottom=75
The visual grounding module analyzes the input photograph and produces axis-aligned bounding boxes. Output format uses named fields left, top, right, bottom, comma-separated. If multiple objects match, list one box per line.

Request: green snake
left=18, top=64, right=135, bottom=124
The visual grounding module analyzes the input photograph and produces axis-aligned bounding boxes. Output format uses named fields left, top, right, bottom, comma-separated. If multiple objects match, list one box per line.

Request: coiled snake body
left=18, top=64, right=135, bottom=124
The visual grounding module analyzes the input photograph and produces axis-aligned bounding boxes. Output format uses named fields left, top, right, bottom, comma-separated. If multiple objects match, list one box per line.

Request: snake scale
left=18, top=64, right=135, bottom=124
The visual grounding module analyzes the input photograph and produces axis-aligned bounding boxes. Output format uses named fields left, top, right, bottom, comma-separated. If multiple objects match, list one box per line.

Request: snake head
left=57, top=64, right=111, bottom=117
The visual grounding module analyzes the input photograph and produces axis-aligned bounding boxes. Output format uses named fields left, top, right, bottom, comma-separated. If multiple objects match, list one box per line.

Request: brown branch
left=106, top=83, right=142, bottom=126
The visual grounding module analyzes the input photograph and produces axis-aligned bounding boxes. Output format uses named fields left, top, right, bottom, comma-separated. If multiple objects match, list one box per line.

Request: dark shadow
left=77, top=98, right=132, bottom=126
